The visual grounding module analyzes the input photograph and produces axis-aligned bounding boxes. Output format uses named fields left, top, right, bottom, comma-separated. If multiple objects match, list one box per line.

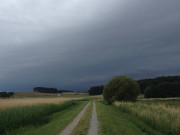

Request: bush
left=103, top=76, right=140, bottom=104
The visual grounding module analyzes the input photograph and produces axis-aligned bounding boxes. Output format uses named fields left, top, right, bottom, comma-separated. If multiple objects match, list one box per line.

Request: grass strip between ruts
left=70, top=101, right=93, bottom=135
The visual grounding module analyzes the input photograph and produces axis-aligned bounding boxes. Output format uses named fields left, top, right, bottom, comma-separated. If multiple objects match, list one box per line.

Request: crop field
left=13, top=91, right=90, bottom=98
left=0, top=92, right=90, bottom=110
left=0, top=97, right=77, bottom=110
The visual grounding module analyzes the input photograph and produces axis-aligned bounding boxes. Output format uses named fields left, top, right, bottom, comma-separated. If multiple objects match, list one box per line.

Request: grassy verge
left=1, top=100, right=88, bottom=135
left=70, top=102, right=93, bottom=135
left=96, top=101, right=162, bottom=135
left=5, top=101, right=88, bottom=135
left=0, top=101, right=75, bottom=134
left=115, top=102, right=180, bottom=135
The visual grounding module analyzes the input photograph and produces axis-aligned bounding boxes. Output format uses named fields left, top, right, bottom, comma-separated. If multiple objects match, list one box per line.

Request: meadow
left=114, top=101, right=180, bottom=135
left=96, top=98, right=180, bottom=135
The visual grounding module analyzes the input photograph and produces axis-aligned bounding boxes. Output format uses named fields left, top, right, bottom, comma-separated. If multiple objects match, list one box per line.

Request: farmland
left=0, top=92, right=180, bottom=135
left=0, top=92, right=90, bottom=110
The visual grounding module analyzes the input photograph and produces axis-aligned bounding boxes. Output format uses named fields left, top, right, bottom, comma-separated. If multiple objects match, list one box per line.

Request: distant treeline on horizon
left=88, top=75, right=180, bottom=98
left=33, top=87, right=74, bottom=93
left=137, top=75, right=180, bottom=98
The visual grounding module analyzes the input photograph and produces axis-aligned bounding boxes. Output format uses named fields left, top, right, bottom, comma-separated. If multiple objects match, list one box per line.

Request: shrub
left=103, top=76, right=140, bottom=104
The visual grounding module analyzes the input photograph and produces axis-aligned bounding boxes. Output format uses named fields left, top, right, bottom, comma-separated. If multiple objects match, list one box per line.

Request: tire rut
left=59, top=102, right=90, bottom=135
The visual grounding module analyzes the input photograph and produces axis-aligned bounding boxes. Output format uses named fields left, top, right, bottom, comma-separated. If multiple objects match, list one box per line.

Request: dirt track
left=88, top=102, right=98, bottom=135
left=59, top=102, right=90, bottom=135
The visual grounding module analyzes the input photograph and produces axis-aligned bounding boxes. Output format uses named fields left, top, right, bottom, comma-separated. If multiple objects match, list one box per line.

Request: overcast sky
left=0, top=0, right=180, bottom=91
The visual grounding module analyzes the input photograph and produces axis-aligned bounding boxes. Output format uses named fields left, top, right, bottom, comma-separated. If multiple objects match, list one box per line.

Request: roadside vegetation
left=70, top=102, right=93, bottom=135
left=115, top=101, right=180, bottom=135
left=5, top=100, right=88, bottom=135
left=0, top=101, right=77, bottom=134
left=96, top=101, right=163, bottom=135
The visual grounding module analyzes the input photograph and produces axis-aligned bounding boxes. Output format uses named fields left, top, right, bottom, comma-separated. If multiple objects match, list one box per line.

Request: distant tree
left=33, top=87, right=57, bottom=93
left=144, top=82, right=180, bottom=98
left=8, top=92, right=14, bottom=97
left=57, top=90, right=74, bottom=93
left=144, top=86, right=153, bottom=98
left=88, top=85, right=104, bottom=95
left=0, top=92, right=14, bottom=98
left=137, top=76, right=180, bottom=94
left=103, top=76, right=140, bottom=104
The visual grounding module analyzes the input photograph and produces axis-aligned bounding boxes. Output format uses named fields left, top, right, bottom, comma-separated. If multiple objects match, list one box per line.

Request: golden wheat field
left=0, top=97, right=76, bottom=110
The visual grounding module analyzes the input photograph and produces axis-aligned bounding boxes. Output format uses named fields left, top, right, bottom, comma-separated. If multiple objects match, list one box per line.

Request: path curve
left=59, top=102, right=90, bottom=135
left=88, top=102, right=98, bottom=135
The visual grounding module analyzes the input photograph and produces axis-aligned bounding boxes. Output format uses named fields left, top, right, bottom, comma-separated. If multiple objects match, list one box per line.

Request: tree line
left=144, top=82, right=180, bottom=98
left=0, top=92, right=14, bottom=98
left=137, top=76, right=180, bottom=94
left=33, top=87, right=74, bottom=93
left=88, top=76, right=180, bottom=98
left=137, top=76, right=180, bottom=98
left=88, top=85, right=104, bottom=95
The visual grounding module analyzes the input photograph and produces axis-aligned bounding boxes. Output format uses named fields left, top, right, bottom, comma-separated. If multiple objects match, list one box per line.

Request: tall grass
left=114, top=102, right=180, bottom=135
left=0, top=101, right=75, bottom=134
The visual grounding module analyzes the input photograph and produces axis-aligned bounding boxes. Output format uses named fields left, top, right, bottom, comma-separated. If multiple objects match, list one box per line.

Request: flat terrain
left=0, top=92, right=180, bottom=135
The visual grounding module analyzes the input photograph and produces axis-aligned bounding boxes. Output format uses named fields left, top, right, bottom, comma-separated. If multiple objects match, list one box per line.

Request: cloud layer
left=0, top=0, right=180, bottom=91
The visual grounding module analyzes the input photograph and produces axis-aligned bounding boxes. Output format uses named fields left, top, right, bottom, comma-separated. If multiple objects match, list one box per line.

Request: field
left=0, top=92, right=180, bottom=135
left=0, top=92, right=90, bottom=110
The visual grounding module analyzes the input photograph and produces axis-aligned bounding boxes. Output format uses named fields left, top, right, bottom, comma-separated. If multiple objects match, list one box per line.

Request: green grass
left=70, top=102, right=93, bottom=135
left=1, top=100, right=88, bottom=135
left=96, top=101, right=163, bottom=135
left=5, top=101, right=88, bottom=135
left=0, top=101, right=76, bottom=134
left=139, top=98, right=180, bottom=108
left=115, top=101, right=180, bottom=135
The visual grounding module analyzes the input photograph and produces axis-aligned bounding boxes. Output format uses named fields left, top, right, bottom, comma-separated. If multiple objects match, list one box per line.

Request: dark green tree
left=88, top=85, right=104, bottom=95
left=137, top=76, right=180, bottom=94
left=144, top=86, right=153, bottom=98
left=103, top=76, right=140, bottom=104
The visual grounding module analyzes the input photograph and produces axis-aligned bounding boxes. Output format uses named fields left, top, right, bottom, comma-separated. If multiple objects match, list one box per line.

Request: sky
left=0, top=0, right=180, bottom=91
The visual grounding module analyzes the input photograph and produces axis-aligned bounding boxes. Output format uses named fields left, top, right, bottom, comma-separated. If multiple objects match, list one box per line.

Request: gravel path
left=88, top=102, right=98, bottom=135
left=59, top=102, right=90, bottom=135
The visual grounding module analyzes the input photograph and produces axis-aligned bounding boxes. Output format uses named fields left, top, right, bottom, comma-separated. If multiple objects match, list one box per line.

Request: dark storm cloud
left=0, top=0, right=180, bottom=91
